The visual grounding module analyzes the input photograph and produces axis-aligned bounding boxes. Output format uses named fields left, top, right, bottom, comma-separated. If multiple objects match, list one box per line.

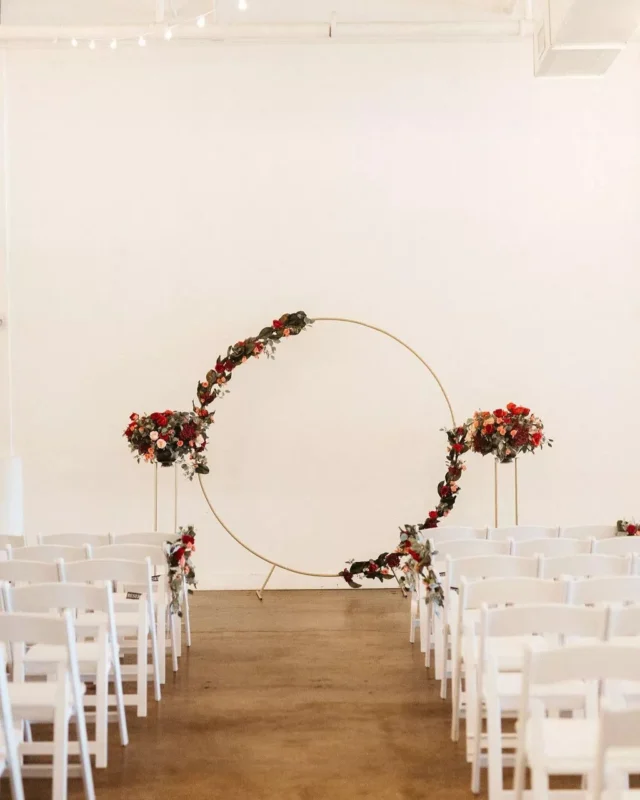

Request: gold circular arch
left=199, top=316, right=456, bottom=594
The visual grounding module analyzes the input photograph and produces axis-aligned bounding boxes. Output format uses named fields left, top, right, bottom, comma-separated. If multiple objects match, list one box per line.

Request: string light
left=238, top=0, right=248, bottom=10
left=138, top=35, right=146, bottom=46
left=196, top=16, right=205, bottom=27
left=71, top=38, right=78, bottom=47
left=110, top=39, right=118, bottom=49
left=164, top=27, right=173, bottom=40
left=89, top=39, right=96, bottom=50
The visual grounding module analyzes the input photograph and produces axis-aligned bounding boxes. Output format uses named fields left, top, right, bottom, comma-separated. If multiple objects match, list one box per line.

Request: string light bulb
left=196, top=15, right=205, bottom=27
left=110, top=39, right=118, bottom=49
left=164, top=27, right=173, bottom=40
left=138, top=35, right=146, bottom=46
left=71, top=38, right=78, bottom=47
left=238, top=0, right=248, bottom=10
left=89, top=39, right=96, bottom=50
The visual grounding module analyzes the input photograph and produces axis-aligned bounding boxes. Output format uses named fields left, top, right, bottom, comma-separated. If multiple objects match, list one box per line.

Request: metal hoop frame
left=199, top=316, right=456, bottom=599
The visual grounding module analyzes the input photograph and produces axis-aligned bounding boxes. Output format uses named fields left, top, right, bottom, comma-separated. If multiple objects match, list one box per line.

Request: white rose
left=156, top=439, right=167, bottom=449
left=195, top=435, right=204, bottom=446
left=149, top=431, right=159, bottom=441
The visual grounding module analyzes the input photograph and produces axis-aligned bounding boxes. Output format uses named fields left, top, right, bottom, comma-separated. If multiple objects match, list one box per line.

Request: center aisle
left=35, top=590, right=473, bottom=800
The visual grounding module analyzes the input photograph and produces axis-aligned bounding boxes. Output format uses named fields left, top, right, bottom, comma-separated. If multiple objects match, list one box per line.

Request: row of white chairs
left=0, top=532, right=185, bottom=548
left=428, top=525, right=619, bottom=543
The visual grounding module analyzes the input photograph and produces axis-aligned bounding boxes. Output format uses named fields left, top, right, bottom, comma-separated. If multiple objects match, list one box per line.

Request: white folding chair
left=37, top=534, right=111, bottom=548
left=7, top=545, right=90, bottom=564
left=453, top=577, right=567, bottom=745
left=568, top=576, right=640, bottom=607
left=0, top=560, right=62, bottom=585
left=438, top=555, right=539, bottom=699
left=593, top=537, right=640, bottom=556
left=510, top=538, right=592, bottom=558
left=111, top=533, right=192, bottom=648
left=0, top=642, right=25, bottom=800
left=91, top=543, right=176, bottom=680
left=473, top=603, right=608, bottom=800
left=0, top=610, right=95, bottom=800
left=540, top=554, right=631, bottom=580
left=63, top=558, right=162, bottom=717
left=428, top=528, right=488, bottom=545
left=559, top=525, right=617, bottom=541
left=603, top=605, right=640, bottom=708
left=488, top=527, right=558, bottom=543
left=416, top=539, right=510, bottom=663
left=590, top=704, right=640, bottom=800
left=4, top=582, right=128, bottom=769
left=514, top=644, right=640, bottom=800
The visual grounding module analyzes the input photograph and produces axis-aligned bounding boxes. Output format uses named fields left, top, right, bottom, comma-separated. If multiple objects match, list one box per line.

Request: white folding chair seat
left=559, top=525, right=617, bottom=541
left=8, top=681, right=86, bottom=722
left=488, top=526, right=557, bottom=543
left=514, top=643, right=640, bottom=800
left=64, top=558, right=162, bottom=716
left=511, top=538, right=592, bottom=557
left=540, top=554, right=631, bottom=580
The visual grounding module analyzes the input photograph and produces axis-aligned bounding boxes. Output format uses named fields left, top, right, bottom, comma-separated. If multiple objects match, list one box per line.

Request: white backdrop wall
left=2, top=41, right=640, bottom=587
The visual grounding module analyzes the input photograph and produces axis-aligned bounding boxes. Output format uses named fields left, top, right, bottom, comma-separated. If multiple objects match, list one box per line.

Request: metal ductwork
left=534, top=0, right=640, bottom=76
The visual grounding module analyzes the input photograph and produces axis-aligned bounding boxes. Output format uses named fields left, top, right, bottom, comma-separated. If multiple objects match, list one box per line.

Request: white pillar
left=0, top=54, right=22, bottom=536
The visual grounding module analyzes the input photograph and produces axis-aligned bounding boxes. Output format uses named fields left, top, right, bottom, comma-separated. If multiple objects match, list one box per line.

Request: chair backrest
left=540, top=554, right=631, bottom=580
left=431, top=539, right=509, bottom=562
left=488, top=526, right=557, bottom=542
left=524, top=643, right=640, bottom=685
left=559, top=525, right=617, bottom=541
left=6, top=581, right=112, bottom=615
left=64, top=557, right=154, bottom=587
left=461, top=577, right=567, bottom=612
left=481, top=602, right=608, bottom=640
left=592, top=537, right=640, bottom=556
left=606, top=604, right=640, bottom=638
left=110, top=532, right=175, bottom=546
left=0, top=609, right=72, bottom=646
left=428, top=527, right=487, bottom=545
left=597, top=704, right=640, bottom=752
left=568, top=576, right=640, bottom=606
left=0, top=535, right=26, bottom=549
left=8, top=544, right=90, bottom=563
left=92, top=543, right=167, bottom=567
left=0, top=559, right=62, bottom=585
left=37, top=533, right=111, bottom=547
left=511, top=537, right=592, bottom=558
left=446, top=554, right=539, bottom=587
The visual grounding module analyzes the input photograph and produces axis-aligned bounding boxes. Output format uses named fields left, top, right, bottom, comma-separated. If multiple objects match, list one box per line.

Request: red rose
left=627, top=525, right=637, bottom=535
left=407, top=549, right=421, bottom=561
left=157, top=415, right=168, bottom=427
left=428, top=511, right=438, bottom=520
left=453, top=443, right=464, bottom=453
left=150, top=412, right=161, bottom=422
left=531, top=432, right=542, bottom=447
left=456, top=427, right=465, bottom=435
left=272, top=319, right=283, bottom=329
left=182, top=534, right=195, bottom=545
left=521, top=407, right=530, bottom=416
left=173, top=547, right=185, bottom=562
left=485, top=424, right=495, bottom=434
left=164, top=409, right=173, bottom=416
left=494, top=409, right=505, bottom=418
left=215, top=361, right=226, bottom=374
left=506, top=403, right=517, bottom=412
left=386, top=553, right=401, bottom=568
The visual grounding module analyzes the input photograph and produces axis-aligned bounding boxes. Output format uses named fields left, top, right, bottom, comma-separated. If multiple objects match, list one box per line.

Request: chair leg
left=471, top=692, right=484, bottom=794
left=156, top=606, right=166, bottom=685
left=52, top=708, right=69, bottom=800
left=451, top=655, right=461, bottom=741
left=424, top=603, right=432, bottom=669
left=137, top=624, right=148, bottom=717
left=182, top=581, right=192, bottom=648
left=409, top=592, right=417, bottom=644
left=110, top=646, right=129, bottom=747
left=513, top=740, right=527, bottom=800
left=147, top=611, right=162, bottom=703
left=95, top=662, right=108, bottom=769
left=486, top=699, right=503, bottom=800
left=171, top=614, right=179, bottom=673
left=440, top=626, right=449, bottom=700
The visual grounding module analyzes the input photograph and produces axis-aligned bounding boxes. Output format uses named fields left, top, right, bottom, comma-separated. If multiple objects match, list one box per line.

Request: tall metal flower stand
left=493, top=458, right=519, bottom=527
left=152, top=462, right=179, bottom=534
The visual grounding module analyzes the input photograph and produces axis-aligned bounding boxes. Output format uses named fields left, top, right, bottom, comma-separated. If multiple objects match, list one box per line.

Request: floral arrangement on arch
left=166, top=526, right=197, bottom=615
left=617, top=519, right=639, bottom=536
left=124, top=410, right=211, bottom=478
left=342, top=403, right=551, bottom=602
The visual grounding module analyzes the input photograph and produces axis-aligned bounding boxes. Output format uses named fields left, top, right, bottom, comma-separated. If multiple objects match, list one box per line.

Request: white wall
left=2, top=41, right=640, bottom=587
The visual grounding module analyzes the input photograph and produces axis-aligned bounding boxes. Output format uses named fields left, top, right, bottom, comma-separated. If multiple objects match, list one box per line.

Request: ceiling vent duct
left=534, top=0, right=640, bottom=76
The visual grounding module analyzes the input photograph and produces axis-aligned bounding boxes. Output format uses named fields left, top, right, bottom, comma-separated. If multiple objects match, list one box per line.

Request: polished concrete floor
left=27, top=590, right=472, bottom=800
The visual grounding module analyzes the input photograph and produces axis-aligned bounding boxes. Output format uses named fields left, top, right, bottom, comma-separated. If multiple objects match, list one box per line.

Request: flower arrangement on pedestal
left=617, top=519, right=639, bottom=536
left=342, top=403, right=551, bottom=604
left=166, top=526, right=197, bottom=614
left=124, top=410, right=211, bottom=478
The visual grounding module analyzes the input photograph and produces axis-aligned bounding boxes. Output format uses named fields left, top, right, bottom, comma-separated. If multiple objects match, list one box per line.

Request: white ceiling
left=1, top=0, right=526, bottom=26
